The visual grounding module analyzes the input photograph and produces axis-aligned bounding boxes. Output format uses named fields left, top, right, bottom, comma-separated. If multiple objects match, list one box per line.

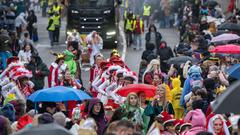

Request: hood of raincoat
left=184, top=109, right=206, bottom=128
left=87, top=98, right=105, bottom=116
left=63, top=50, right=74, bottom=61
left=171, top=76, right=181, bottom=89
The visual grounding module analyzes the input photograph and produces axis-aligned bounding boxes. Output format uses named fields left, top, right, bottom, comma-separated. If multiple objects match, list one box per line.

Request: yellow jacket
left=170, top=76, right=183, bottom=109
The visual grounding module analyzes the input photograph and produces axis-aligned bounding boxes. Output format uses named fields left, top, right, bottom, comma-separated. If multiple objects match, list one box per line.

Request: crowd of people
left=0, top=0, right=240, bottom=135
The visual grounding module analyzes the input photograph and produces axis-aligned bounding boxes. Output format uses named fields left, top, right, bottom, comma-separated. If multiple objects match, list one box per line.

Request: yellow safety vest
left=48, top=17, right=55, bottom=31
left=143, top=5, right=151, bottom=16
left=121, top=0, right=128, bottom=8
left=125, top=19, right=133, bottom=31
left=53, top=5, right=61, bottom=13
left=53, top=15, right=60, bottom=27
left=133, top=19, right=143, bottom=31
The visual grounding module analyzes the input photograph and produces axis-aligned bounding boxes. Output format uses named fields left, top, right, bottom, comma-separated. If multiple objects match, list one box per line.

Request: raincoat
left=170, top=76, right=184, bottom=119
left=64, top=50, right=77, bottom=76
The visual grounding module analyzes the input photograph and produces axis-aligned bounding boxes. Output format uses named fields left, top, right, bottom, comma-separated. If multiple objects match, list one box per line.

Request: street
left=35, top=14, right=179, bottom=88
left=1, top=0, right=240, bottom=134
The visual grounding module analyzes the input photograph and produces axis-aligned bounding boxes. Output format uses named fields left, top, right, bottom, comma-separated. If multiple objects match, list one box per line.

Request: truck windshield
left=76, top=0, right=113, bottom=7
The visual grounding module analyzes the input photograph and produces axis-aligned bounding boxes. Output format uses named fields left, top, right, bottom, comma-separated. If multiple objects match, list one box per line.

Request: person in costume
left=142, top=59, right=163, bottom=85
left=170, top=76, right=184, bottom=119
left=63, top=50, right=77, bottom=76
left=111, top=93, right=149, bottom=134
left=182, top=109, right=206, bottom=135
left=48, top=52, right=66, bottom=87
left=60, top=70, right=82, bottom=117
left=123, top=71, right=138, bottom=86
left=105, top=68, right=126, bottom=108
left=180, top=65, right=203, bottom=107
left=89, top=54, right=104, bottom=85
left=152, top=73, right=172, bottom=102
left=0, top=57, right=34, bottom=100
left=91, top=61, right=111, bottom=97
left=87, top=31, right=103, bottom=66
left=161, top=111, right=176, bottom=135
left=207, top=114, right=230, bottom=135
left=93, top=65, right=122, bottom=105
left=144, top=84, right=174, bottom=129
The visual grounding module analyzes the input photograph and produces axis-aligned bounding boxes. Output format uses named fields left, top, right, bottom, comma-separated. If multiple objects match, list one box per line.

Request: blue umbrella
left=28, top=86, right=92, bottom=102
left=227, top=64, right=240, bottom=80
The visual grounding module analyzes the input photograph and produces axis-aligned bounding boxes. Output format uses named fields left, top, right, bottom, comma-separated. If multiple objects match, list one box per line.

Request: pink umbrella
left=210, top=44, right=240, bottom=54
left=211, top=33, right=240, bottom=43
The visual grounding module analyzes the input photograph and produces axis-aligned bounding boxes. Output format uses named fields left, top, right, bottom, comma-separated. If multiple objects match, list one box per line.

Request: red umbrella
left=210, top=44, right=240, bottom=54
left=117, top=84, right=156, bottom=98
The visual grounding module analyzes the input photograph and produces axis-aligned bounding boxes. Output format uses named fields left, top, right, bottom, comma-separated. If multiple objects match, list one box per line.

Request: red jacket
left=134, top=19, right=144, bottom=34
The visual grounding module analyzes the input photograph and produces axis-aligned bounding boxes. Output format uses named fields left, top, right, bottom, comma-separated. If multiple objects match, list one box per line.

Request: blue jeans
left=159, top=20, right=165, bottom=28
left=134, top=34, right=142, bottom=50
left=48, top=31, right=54, bottom=45
left=0, top=51, right=12, bottom=69
left=165, top=16, right=170, bottom=28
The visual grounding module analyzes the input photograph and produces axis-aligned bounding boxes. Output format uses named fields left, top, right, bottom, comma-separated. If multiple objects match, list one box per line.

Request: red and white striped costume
left=0, top=58, right=34, bottom=100
left=48, top=62, right=60, bottom=87
left=48, top=62, right=67, bottom=87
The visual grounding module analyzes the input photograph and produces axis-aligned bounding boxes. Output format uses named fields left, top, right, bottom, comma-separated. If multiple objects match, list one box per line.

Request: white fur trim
left=123, top=71, right=138, bottom=83
left=0, top=62, right=23, bottom=79
left=105, top=82, right=117, bottom=95
left=0, top=77, right=10, bottom=86
left=9, top=67, right=29, bottom=78
left=179, top=123, right=192, bottom=130
left=51, top=62, right=58, bottom=68
left=27, top=81, right=35, bottom=88
left=12, top=72, right=32, bottom=80
left=183, top=61, right=191, bottom=79
left=108, top=65, right=122, bottom=72
left=163, top=119, right=175, bottom=126
left=50, top=64, right=57, bottom=87
left=207, top=114, right=230, bottom=135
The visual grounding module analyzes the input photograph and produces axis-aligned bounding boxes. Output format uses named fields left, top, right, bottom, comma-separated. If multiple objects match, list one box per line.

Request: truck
left=66, top=0, right=120, bottom=49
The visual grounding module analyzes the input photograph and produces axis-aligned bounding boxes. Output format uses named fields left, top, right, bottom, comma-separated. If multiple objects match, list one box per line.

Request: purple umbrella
left=211, top=33, right=240, bottom=43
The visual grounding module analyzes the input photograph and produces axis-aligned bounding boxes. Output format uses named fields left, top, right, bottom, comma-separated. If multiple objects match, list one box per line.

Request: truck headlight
left=106, top=31, right=116, bottom=36
left=103, top=10, right=111, bottom=14
left=71, top=10, right=79, bottom=14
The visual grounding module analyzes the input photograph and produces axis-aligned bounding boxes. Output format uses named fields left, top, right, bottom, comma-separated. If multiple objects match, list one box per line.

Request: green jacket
left=64, top=50, right=77, bottom=76
left=120, top=104, right=150, bottom=134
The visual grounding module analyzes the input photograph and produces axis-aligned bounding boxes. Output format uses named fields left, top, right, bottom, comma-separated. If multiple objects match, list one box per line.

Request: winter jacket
left=156, top=46, right=174, bottom=61
left=0, top=31, right=12, bottom=52
left=145, top=32, right=162, bottom=50
left=64, top=50, right=77, bottom=76
left=87, top=99, right=108, bottom=135
left=27, top=13, right=37, bottom=30
left=15, top=13, right=27, bottom=27
left=26, top=55, right=49, bottom=90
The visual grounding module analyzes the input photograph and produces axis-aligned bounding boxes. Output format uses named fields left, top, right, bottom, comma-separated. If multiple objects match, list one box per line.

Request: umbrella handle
left=34, top=102, right=38, bottom=114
